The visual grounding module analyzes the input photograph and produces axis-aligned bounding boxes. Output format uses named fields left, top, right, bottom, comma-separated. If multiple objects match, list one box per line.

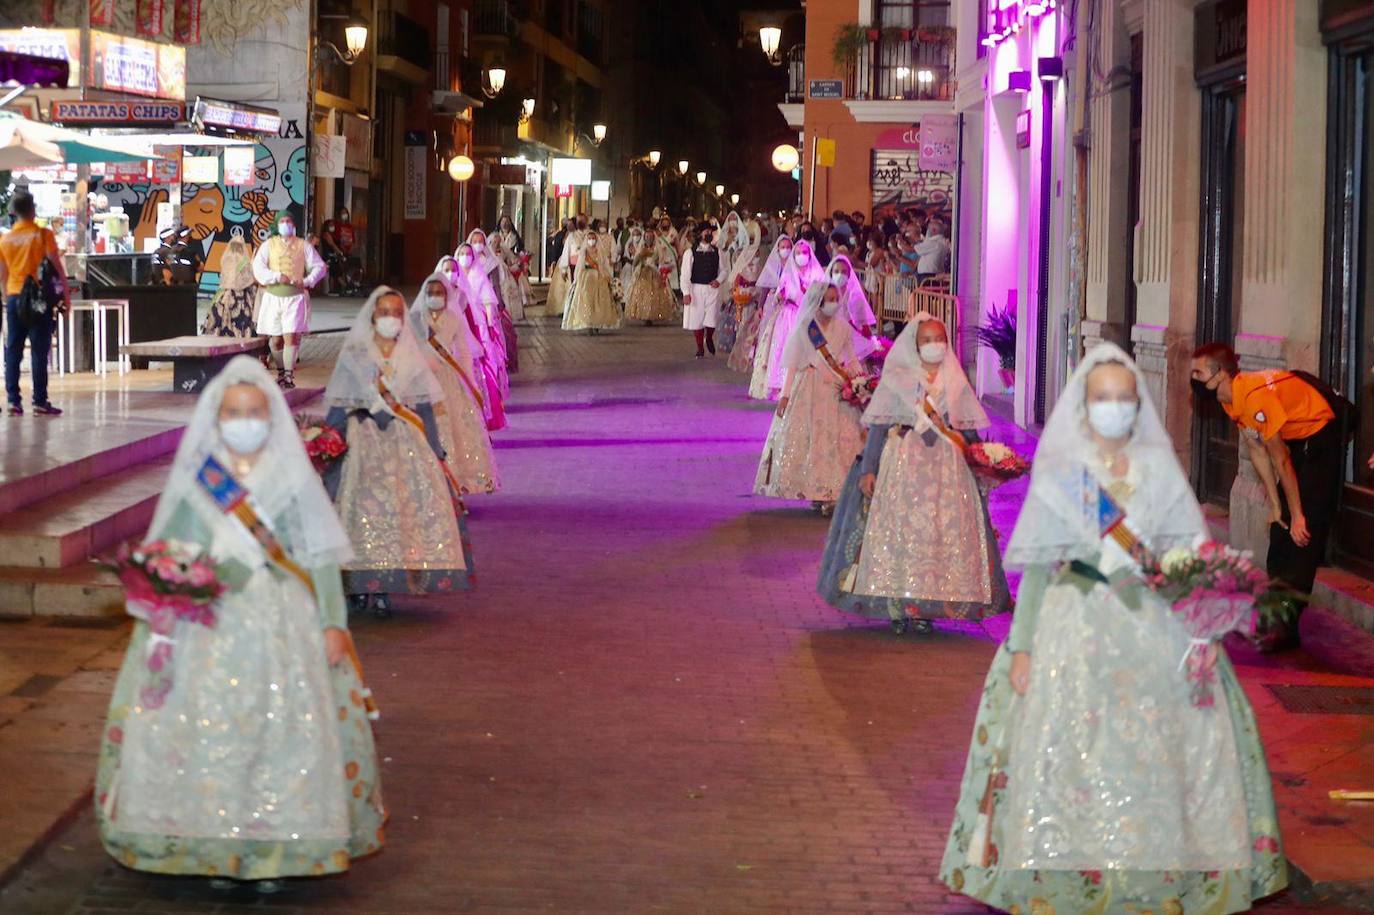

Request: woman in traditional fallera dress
left=817, top=315, right=1010, bottom=634
left=446, top=252, right=507, bottom=432
left=492, top=216, right=530, bottom=323
left=455, top=243, right=511, bottom=397
left=624, top=228, right=678, bottom=324
left=323, top=287, right=474, bottom=614
left=742, top=235, right=794, bottom=382
left=563, top=230, right=622, bottom=333
left=940, top=344, right=1287, bottom=914
left=760, top=239, right=824, bottom=399
left=409, top=275, right=500, bottom=494
left=754, top=281, right=873, bottom=507
left=464, top=229, right=519, bottom=375
left=824, top=254, right=878, bottom=336
left=546, top=218, right=573, bottom=317
left=96, top=357, right=384, bottom=888
left=200, top=236, right=258, bottom=337
left=713, top=212, right=748, bottom=353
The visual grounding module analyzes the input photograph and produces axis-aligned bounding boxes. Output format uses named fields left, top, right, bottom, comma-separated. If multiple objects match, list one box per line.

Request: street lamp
left=520, top=97, right=536, bottom=123
left=730, top=193, right=740, bottom=206
left=648, top=149, right=661, bottom=167
left=592, top=123, right=607, bottom=145
left=448, top=155, right=475, bottom=182
left=316, top=14, right=369, bottom=65
left=678, top=159, right=689, bottom=176
left=482, top=66, right=506, bottom=98
left=771, top=143, right=800, bottom=172
left=695, top=171, right=705, bottom=186
left=759, top=26, right=782, bottom=66
left=714, top=183, right=724, bottom=196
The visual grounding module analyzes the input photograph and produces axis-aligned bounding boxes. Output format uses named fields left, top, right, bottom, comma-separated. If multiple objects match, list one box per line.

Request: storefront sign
left=52, top=99, right=185, bottom=125
left=591, top=180, right=610, bottom=202
left=809, top=79, right=843, bottom=99
left=870, top=148, right=955, bottom=225
left=874, top=125, right=920, bottom=150
left=89, top=30, right=185, bottom=99
left=193, top=98, right=282, bottom=135
left=313, top=134, right=346, bottom=179
left=551, top=157, right=592, bottom=186
left=110, top=161, right=150, bottom=183
left=404, top=136, right=426, bottom=220
left=1194, top=0, right=1247, bottom=80
left=555, top=184, right=573, bottom=199
left=919, top=115, right=958, bottom=173
left=150, top=154, right=181, bottom=185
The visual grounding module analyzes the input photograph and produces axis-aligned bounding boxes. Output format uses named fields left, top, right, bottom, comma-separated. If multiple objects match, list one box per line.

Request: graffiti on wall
left=870, top=149, right=955, bottom=226
left=101, top=105, right=306, bottom=293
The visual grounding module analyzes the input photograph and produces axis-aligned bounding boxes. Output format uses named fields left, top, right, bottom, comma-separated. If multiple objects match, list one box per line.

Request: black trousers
left=1267, top=420, right=1343, bottom=601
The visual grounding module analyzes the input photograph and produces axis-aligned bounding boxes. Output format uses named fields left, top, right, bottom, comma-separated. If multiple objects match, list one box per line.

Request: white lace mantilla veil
left=454, top=244, right=499, bottom=308
left=779, top=281, right=877, bottom=373
left=756, top=237, right=794, bottom=289
left=1003, top=342, right=1207, bottom=569
left=463, top=228, right=503, bottom=278
left=408, top=273, right=474, bottom=365
left=862, top=312, right=988, bottom=431
left=576, top=233, right=612, bottom=275
left=824, top=254, right=877, bottom=328
left=778, top=239, right=825, bottom=301
left=324, top=285, right=444, bottom=411
left=148, top=356, right=354, bottom=569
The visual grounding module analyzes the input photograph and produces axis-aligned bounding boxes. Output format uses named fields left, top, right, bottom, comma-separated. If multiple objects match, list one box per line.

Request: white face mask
left=473, top=240, right=486, bottom=250
left=426, top=294, right=446, bottom=311
left=277, top=222, right=296, bottom=238
left=1086, top=400, right=1139, bottom=440
left=820, top=300, right=841, bottom=316
left=374, top=315, right=404, bottom=340
left=458, top=254, right=473, bottom=267
left=219, top=418, right=271, bottom=455
left=832, top=271, right=850, bottom=288
left=588, top=239, right=597, bottom=247
left=918, top=342, right=947, bottom=364
left=794, top=252, right=808, bottom=265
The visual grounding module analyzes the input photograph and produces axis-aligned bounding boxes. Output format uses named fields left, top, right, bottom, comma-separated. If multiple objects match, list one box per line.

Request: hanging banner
left=90, top=0, right=115, bottom=27
left=313, top=134, right=346, bottom=179
left=918, top=115, right=958, bottom=173
left=403, top=135, right=426, bottom=220
left=870, top=148, right=955, bottom=224
left=174, top=0, right=202, bottom=45
left=136, top=0, right=165, bottom=37
left=815, top=137, right=837, bottom=168
left=340, top=113, right=371, bottom=170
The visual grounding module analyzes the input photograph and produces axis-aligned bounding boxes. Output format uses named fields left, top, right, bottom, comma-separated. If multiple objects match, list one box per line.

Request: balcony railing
left=474, top=0, right=520, bottom=38
left=785, top=44, right=805, bottom=103
left=473, top=120, right=516, bottom=150
left=844, top=33, right=955, bottom=102
left=378, top=11, right=431, bottom=71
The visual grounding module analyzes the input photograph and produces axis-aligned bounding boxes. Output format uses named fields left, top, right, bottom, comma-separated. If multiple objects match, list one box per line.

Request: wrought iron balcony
left=474, top=0, right=521, bottom=39
left=377, top=11, right=431, bottom=71
left=844, top=30, right=955, bottom=102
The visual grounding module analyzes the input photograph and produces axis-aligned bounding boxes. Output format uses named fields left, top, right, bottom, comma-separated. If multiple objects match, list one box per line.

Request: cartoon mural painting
left=101, top=106, right=307, bottom=294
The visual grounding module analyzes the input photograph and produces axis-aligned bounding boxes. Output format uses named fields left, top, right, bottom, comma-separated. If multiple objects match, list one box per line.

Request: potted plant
left=974, top=304, right=1017, bottom=389
left=831, top=23, right=869, bottom=69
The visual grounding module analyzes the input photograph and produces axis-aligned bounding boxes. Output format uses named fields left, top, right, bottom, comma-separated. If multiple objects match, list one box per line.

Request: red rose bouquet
left=840, top=373, right=878, bottom=408
left=965, top=442, right=1031, bottom=487
left=299, top=420, right=347, bottom=474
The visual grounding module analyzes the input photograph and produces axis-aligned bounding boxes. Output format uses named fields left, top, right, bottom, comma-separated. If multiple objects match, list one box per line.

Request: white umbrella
left=0, top=120, right=62, bottom=169
left=0, top=113, right=162, bottom=166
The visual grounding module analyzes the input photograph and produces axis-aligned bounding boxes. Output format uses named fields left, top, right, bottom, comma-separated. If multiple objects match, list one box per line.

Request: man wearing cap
left=252, top=212, right=326, bottom=389
left=1190, top=343, right=1344, bottom=649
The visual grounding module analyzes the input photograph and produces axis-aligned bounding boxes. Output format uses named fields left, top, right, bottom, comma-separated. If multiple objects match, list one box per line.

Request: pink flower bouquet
left=103, top=539, right=226, bottom=709
left=1146, top=540, right=1298, bottom=707
left=840, top=373, right=878, bottom=408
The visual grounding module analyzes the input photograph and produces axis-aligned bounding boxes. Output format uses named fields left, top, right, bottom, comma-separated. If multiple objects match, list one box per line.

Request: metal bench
left=120, top=336, right=268, bottom=394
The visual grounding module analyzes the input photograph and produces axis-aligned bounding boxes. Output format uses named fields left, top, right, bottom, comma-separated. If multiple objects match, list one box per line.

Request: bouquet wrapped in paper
left=103, top=539, right=227, bottom=709
left=840, top=372, right=878, bottom=408
left=1147, top=541, right=1298, bottom=707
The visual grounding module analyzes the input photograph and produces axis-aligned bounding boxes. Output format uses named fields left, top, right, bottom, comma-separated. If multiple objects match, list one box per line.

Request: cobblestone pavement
left=0, top=321, right=1367, bottom=913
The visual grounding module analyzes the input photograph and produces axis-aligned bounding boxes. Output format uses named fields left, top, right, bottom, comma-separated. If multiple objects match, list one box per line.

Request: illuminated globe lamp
left=344, top=16, right=369, bottom=58
left=448, top=155, right=475, bottom=182
left=678, top=159, right=689, bottom=176
left=771, top=143, right=800, bottom=173
left=759, top=26, right=782, bottom=65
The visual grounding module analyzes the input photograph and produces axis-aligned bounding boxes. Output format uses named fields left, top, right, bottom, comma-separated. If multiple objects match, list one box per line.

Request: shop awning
left=0, top=113, right=164, bottom=165
left=0, top=119, right=62, bottom=169
left=0, top=51, right=69, bottom=89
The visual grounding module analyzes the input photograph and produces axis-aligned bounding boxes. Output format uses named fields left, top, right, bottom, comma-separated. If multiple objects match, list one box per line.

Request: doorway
left=1192, top=81, right=1246, bottom=506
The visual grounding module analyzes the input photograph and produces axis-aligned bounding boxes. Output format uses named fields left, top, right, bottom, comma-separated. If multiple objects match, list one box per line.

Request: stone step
left=0, top=422, right=181, bottom=517
left=0, top=563, right=125, bottom=618
left=0, top=458, right=172, bottom=569
left=1313, top=567, right=1374, bottom=635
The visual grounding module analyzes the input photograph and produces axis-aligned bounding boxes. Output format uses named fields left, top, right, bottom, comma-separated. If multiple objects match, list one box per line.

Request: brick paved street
left=0, top=321, right=1370, bottom=913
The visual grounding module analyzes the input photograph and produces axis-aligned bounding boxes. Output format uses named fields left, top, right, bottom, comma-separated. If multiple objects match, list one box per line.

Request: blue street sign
left=809, top=80, right=844, bottom=99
